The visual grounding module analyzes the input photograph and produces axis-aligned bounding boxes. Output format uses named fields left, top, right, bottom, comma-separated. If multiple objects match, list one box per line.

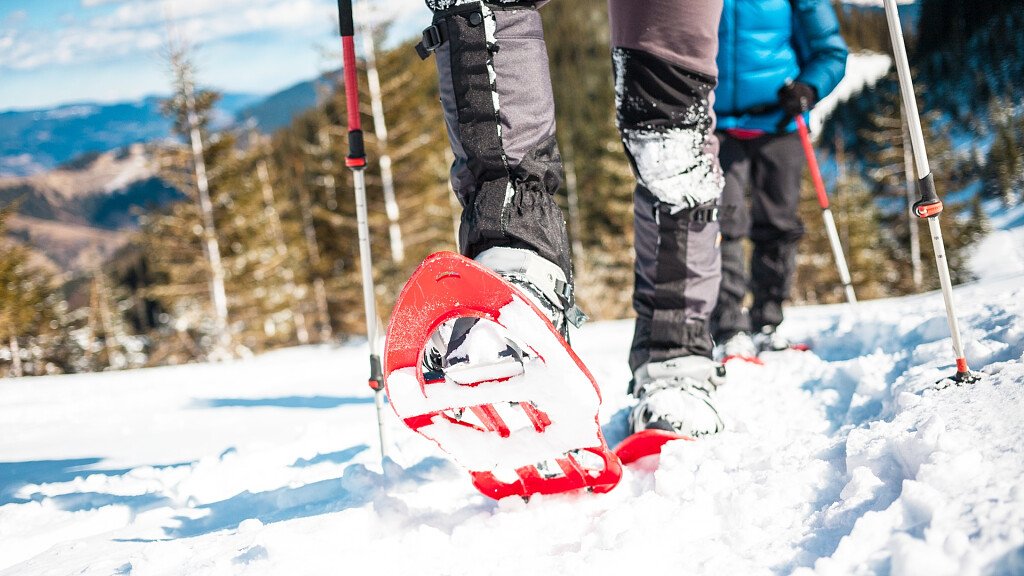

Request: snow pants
left=609, top=0, right=725, bottom=371
left=420, top=0, right=724, bottom=371
left=711, top=131, right=806, bottom=340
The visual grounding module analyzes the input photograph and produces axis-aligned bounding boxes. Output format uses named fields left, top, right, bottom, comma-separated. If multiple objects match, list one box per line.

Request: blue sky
left=0, top=0, right=429, bottom=111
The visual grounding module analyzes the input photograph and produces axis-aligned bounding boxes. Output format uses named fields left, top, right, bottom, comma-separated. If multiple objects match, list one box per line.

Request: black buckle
left=415, top=24, right=445, bottom=60
left=691, top=207, right=719, bottom=223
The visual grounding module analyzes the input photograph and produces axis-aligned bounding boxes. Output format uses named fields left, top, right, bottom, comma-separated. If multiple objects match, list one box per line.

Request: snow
left=969, top=199, right=1024, bottom=282
left=809, top=51, right=893, bottom=136
left=2, top=262, right=1023, bottom=574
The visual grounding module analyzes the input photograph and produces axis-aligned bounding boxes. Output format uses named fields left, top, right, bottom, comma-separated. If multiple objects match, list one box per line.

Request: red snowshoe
left=383, top=252, right=622, bottom=500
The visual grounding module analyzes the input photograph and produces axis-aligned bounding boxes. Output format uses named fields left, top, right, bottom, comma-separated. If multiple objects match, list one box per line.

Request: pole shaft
left=795, top=115, right=857, bottom=304
left=795, top=115, right=830, bottom=210
left=883, top=0, right=930, bottom=179
left=927, top=217, right=967, bottom=362
left=821, top=209, right=857, bottom=303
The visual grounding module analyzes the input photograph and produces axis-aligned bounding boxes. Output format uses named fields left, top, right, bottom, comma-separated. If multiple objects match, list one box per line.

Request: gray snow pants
left=711, top=131, right=806, bottom=340
left=421, top=0, right=724, bottom=372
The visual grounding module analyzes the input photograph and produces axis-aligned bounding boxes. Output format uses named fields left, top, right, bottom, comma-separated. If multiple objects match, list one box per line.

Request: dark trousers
left=711, top=131, right=805, bottom=340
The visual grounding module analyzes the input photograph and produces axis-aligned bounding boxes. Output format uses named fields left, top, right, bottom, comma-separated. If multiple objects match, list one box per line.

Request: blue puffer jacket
left=715, top=0, right=848, bottom=133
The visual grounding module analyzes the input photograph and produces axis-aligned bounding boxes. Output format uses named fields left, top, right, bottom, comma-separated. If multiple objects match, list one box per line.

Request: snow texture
left=2, top=264, right=1023, bottom=575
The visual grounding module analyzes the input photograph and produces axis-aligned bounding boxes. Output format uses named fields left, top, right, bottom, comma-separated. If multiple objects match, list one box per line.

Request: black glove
left=778, top=81, right=818, bottom=117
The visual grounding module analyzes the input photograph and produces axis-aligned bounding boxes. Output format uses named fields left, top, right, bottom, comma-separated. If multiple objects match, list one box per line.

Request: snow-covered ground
left=2, top=255, right=1023, bottom=574
left=970, top=199, right=1024, bottom=282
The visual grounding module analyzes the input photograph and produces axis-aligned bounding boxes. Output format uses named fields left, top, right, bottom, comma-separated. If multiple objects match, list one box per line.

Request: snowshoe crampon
left=384, top=252, right=622, bottom=500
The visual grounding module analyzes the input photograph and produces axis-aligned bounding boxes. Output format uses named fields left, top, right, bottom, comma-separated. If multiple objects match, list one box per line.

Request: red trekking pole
left=795, top=114, right=857, bottom=304
left=336, top=0, right=389, bottom=461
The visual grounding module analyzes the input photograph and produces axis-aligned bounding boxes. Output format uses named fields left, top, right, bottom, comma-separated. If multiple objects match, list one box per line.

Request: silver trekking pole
left=882, top=0, right=978, bottom=384
left=795, top=114, right=857, bottom=305
left=336, top=0, right=389, bottom=461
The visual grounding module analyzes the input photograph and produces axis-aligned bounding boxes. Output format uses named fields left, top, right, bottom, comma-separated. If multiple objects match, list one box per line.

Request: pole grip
left=339, top=20, right=366, bottom=167
left=795, top=115, right=829, bottom=210
left=912, top=173, right=943, bottom=218
left=337, top=0, right=355, bottom=37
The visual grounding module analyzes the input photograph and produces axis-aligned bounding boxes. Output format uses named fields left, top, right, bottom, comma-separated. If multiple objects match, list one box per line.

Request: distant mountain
left=0, top=144, right=182, bottom=270
left=236, top=70, right=341, bottom=134
left=0, top=93, right=260, bottom=178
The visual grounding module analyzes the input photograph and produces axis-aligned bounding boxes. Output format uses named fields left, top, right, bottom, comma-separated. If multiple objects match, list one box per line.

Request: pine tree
left=0, top=205, right=60, bottom=377
left=984, top=101, right=1024, bottom=206
left=859, top=76, right=987, bottom=292
left=543, top=0, right=636, bottom=319
left=150, top=38, right=235, bottom=360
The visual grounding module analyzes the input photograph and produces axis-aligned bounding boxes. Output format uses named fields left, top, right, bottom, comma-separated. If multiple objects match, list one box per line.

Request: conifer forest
left=2, top=0, right=1022, bottom=377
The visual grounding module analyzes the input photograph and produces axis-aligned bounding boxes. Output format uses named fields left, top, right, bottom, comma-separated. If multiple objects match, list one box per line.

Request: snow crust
left=2, top=269, right=1023, bottom=575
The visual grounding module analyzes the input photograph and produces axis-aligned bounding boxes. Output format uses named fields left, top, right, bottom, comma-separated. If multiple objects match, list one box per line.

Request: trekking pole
left=336, top=0, right=390, bottom=461
left=882, top=0, right=978, bottom=384
left=795, top=114, right=857, bottom=305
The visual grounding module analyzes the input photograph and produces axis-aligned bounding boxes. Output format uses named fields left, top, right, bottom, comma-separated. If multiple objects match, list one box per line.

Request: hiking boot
left=423, top=247, right=584, bottom=383
left=629, top=355, right=725, bottom=437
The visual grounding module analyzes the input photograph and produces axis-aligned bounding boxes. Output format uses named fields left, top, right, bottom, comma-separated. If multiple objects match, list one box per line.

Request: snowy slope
left=2, top=264, right=1023, bottom=574
left=970, top=200, right=1024, bottom=282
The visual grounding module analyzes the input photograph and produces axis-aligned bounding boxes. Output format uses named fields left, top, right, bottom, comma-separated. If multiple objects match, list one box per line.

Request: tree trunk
left=9, top=335, right=22, bottom=378
left=295, top=156, right=333, bottom=342
left=361, top=14, right=405, bottom=264
left=901, top=110, right=923, bottom=289
left=182, top=71, right=231, bottom=357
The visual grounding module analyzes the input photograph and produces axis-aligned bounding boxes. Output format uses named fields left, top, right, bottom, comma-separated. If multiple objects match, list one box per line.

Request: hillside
left=0, top=144, right=180, bottom=270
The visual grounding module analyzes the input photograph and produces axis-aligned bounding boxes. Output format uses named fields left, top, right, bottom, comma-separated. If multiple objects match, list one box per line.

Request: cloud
left=1, top=0, right=424, bottom=72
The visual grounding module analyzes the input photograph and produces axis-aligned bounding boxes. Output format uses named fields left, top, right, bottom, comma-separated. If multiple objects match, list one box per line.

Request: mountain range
left=0, top=72, right=336, bottom=179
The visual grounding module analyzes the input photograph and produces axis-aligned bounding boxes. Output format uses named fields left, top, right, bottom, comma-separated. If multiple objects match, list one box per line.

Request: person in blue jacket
left=711, top=0, right=848, bottom=358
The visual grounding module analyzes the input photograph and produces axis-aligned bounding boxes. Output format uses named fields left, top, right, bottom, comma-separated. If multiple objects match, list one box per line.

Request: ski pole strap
left=912, top=173, right=943, bottom=218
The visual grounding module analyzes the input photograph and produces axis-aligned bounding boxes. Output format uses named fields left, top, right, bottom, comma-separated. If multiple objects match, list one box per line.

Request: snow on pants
left=609, top=0, right=725, bottom=371
left=711, top=131, right=805, bottom=340
left=423, top=1, right=574, bottom=298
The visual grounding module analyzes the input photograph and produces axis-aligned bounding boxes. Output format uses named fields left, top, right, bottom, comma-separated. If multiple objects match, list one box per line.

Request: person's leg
left=608, top=0, right=726, bottom=436
left=710, top=132, right=753, bottom=343
left=424, top=1, right=574, bottom=322
left=615, top=47, right=723, bottom=373
left=748, top=131, right=805, bottom=333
